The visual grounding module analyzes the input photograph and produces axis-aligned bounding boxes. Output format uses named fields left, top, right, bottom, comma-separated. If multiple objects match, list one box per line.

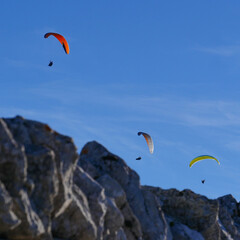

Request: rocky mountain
left=0, top=116, right=239, bottom=240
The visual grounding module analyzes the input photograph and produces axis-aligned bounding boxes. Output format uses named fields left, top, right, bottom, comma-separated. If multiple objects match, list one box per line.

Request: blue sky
left=1, top=1, right=240, bottom=200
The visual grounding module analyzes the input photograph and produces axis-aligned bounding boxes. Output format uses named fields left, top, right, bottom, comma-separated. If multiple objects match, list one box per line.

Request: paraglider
left=48, top=61, right=53, bottom=67
left=189, top=155, right=220, bottom=168
left=44, top=32, right=69, bottom=54
left=137, top=132, right=154, bottom=154
left=136, top=157, right=142, bottom=160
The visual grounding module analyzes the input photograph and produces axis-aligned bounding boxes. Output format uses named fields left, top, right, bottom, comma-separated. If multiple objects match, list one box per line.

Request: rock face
left=0, top=116, right=239, bottom=240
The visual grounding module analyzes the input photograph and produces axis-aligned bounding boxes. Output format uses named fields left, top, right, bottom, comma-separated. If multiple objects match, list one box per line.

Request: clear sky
left=1, top=1, right=240, bottom=200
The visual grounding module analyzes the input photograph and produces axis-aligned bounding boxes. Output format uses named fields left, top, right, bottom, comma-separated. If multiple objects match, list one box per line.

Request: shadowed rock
left=0, top=181, right=20, bottom=232
left=73, top=166, right=107, bottom=239
left=97, top=174, right=142, bottom=240
left=143, top=186, right=235, bottom=240
left=167, top=216, right=204, bottom=240
left=218, top=194, right=240, bottom=240
left=0, top=118, right=45, bottom=239
left=79, top=141, right=172, bottom=240
left=0, top=116, right=240, bottom=240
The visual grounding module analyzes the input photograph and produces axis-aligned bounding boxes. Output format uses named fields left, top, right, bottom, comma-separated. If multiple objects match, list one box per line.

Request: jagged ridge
left=0, top=116, right=239, bottom=240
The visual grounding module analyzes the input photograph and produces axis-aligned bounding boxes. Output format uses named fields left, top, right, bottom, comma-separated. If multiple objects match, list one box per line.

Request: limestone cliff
left=0, top=116, right=239, bottom=240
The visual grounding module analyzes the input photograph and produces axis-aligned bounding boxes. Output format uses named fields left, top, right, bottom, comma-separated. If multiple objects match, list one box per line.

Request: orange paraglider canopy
left=44, top=32, right=69, bottom=54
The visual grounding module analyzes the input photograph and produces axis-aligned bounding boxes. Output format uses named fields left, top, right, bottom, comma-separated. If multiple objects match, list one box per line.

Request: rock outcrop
left=0, top=116, right=239, bottom=240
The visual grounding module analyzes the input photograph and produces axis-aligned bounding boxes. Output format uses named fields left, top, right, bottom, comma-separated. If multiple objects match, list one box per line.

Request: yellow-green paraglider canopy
left=189, top=155, right=220, bottom=168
